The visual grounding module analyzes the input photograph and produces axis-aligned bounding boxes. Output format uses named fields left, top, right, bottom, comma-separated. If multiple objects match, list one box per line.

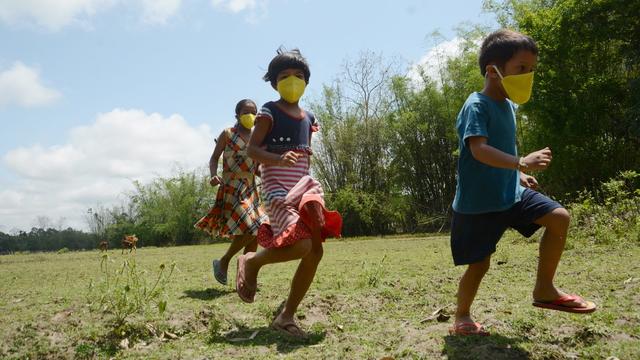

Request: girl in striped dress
left=195, top=99, right=268, bottom=286
left=238, top=49, right=342, bottom=338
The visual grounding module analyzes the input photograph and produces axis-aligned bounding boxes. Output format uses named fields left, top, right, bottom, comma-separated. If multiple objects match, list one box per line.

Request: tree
left=486, top=0, right=640, bottom=198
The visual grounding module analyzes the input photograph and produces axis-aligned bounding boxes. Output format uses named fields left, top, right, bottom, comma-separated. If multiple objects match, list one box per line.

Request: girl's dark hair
left=478, top=29, right=538, bottom=76
left=234, top=99, right=256, bottom=115
left=262, top=47, right=310, bottom=87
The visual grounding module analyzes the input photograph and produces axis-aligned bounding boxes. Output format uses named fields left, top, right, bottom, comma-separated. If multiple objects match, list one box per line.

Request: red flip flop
left=533, top=294, right=596, bottom=313
left=448, top=322, right=490, bottom=336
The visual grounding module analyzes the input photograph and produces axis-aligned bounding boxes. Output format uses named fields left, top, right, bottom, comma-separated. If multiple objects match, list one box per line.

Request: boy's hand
left=278, top=151, right=300, bottom=167
left=520, top=173, right=538, bottom=189
left=523, top=147, right=552, bottom=170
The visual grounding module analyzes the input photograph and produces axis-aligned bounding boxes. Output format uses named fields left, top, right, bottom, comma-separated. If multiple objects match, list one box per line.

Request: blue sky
left=0, top=0, right=496, bottom=231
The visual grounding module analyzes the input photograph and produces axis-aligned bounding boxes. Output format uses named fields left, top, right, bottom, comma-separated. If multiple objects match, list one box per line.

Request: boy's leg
left=532, top=207, right=579, bottom=302
left=455, top=256, right=491, bottom=327
left=450, top=210, right=504, bottom=334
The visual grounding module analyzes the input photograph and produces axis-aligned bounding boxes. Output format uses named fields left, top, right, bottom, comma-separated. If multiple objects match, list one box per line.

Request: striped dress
left=195, top=127, right=267, bottom=237
left=255, top=102, right=342, bottom=248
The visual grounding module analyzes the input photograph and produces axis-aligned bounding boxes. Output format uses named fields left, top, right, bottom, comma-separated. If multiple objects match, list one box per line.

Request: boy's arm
left=468, top=136, right=552, bottom=171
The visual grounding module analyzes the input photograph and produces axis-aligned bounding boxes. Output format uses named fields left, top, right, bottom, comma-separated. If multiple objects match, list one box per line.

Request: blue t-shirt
left=257, top=101, right=317, bottom=154
left=452, top=92, right=525, bottom=214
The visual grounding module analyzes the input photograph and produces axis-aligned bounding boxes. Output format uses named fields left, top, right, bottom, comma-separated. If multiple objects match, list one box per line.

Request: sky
left=0, top=0, right=497, bottom=232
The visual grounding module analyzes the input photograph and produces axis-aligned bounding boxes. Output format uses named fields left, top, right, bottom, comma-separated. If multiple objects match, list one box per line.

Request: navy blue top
left=257, top=101, right=318, bottom=153
left=452, top=92, right=525, bottom=214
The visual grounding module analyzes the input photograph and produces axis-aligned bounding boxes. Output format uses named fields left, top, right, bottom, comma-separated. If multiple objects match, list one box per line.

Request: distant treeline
left=0, top=228, right=98, bottom=254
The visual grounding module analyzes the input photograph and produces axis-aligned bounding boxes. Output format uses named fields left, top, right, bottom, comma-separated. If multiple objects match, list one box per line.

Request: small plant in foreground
left=87, top=253, right=176, bottom=326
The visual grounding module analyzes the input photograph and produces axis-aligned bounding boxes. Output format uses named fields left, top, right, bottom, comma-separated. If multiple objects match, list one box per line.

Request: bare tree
left=33, top=216, right=52, bottom=230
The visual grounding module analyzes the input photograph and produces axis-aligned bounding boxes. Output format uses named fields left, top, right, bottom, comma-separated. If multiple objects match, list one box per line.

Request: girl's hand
left=520, top=173, right=538, bottom=189
left=278, top=151, right=300, bottom=167
left=209, top=175, right=222, bottom=186
left=523, top=147, right=552, bottom=170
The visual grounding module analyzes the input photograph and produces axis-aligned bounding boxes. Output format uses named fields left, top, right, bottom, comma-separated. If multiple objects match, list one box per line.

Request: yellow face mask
left=239, top=114, right=255, bottom=129
left=493, top=65, right=534, bottom=105
left=277, top=75, right=306, bottom=103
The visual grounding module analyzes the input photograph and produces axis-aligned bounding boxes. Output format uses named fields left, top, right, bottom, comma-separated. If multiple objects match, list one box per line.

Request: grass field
left=1, top=233, right=639, bottom=359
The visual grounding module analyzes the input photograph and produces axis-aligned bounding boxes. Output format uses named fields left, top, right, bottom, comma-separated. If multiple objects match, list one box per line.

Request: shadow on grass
left=182, top=288, right=234, bottom=301
left=209, top=326, right=326, bottom=354
left=443, top=333, right=530, bottom=360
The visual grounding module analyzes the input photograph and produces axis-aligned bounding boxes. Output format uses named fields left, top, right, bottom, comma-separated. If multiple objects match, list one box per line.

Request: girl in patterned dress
left=238, top=49, right=342, bottom=338
left=195, top=99, right=267, bottom=286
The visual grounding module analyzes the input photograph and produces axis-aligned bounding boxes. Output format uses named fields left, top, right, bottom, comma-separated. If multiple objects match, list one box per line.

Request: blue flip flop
left=212, top=259, right=227, bottom=285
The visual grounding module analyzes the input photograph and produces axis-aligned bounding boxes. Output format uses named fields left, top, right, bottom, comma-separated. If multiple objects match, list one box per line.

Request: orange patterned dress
left=195, top=127, right=267, bottom=237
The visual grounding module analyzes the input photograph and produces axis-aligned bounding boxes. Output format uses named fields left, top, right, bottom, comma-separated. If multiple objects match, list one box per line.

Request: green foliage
left=569, top=171, right=640, bottom=244
left=361, top=254, right=388, bottom=288
left=130, top=168, right=215, bottom=246
left=326, top=188, right=407, bottom=236
left=312, top=31, right=485, bottom=234
left=87, top=254, right=176, bottom=326
left=0, top=228, right=98, bottom=253
left=492, top=0, right=640, bottom=198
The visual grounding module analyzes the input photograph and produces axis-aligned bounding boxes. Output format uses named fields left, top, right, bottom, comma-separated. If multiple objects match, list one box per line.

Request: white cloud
left=408, top=37, right=466, bottom=86
left=0, top=0, right=182, bottom=30
left=1, top=109, right=215, bottom=231
left=211, top=0, right=267, bottom=22
left=211, top=0, right=255, bottom=13
left=0, top=62, right=61, bottom=108
left=0, top=0, right=114, bottom=30
left=140, top=0, right=182, bottom=24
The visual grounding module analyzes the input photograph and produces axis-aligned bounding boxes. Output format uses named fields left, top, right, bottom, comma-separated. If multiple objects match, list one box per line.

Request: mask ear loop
left=492, top=65, right=504, bottom=80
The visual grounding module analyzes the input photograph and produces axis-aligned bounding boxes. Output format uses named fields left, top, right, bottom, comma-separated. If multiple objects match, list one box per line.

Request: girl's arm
left=208, top=130, right=227, bottom=185
left=248, top=117, right=299, bottom=167
left=468, top=136, right=552, bottom=171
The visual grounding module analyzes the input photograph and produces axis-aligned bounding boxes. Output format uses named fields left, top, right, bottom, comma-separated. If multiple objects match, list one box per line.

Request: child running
left=237, top=48, right=342, bottom=338
left=195, top=99, right=268, bottom=286
left=449, top=29, right=596, bottom=336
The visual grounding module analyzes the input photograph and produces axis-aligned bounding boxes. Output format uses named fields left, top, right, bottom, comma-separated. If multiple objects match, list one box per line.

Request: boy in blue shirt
left=450, top=29, right=596, bottom=336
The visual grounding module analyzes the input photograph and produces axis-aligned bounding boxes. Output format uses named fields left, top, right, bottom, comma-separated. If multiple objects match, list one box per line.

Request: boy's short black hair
left=234, top=99, right=256, bottom=115
left=479, top=29, right=538, bottom=76
left=263, top=47, right=310, bottom=87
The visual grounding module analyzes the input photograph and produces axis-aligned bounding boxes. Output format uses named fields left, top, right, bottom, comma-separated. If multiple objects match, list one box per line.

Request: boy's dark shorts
left=450, top=189, right=563, bottom=266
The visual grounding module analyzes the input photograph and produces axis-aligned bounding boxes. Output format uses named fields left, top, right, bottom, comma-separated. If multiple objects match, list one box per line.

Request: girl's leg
left=241, top=237, right=312, bottom=293
left=242, top=200, right=325, bottom=282
left=275, top=228, right=323, bottom=324
left=455, top=256, right=491, bottom=326
left=219, top=234, right=254, bottom=272
left=243, top=236, right=258, bottom=254
left=272, top=202, right=325, bottom=335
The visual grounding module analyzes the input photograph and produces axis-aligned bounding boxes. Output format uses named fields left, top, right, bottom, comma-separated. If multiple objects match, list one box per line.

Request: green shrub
left=569, top=171, right=640, bottom=245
